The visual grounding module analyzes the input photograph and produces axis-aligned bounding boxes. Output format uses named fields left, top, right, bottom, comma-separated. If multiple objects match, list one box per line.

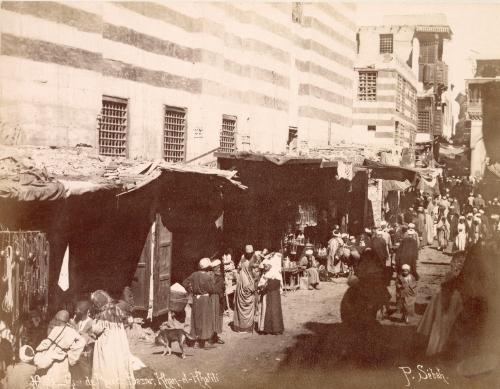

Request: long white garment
left=92, top=320, right=135, bottom=389
left=58, top=245, right=70, bottom=291
left=455, top=223, right=467, bottom=251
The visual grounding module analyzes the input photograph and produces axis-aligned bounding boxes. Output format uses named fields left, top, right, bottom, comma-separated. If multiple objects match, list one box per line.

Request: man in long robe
left=327, top=230, right=343, bottom=276
left=396, top=230, right=420, bottom=281
left=183, top=258, right=216, bottom=347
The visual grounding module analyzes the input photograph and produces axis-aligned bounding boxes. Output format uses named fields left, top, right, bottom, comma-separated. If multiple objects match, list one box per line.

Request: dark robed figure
left=183, top=258, right=216, bottom=348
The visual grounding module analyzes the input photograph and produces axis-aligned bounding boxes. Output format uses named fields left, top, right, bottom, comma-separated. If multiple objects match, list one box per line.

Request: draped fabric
left=260, top=279, right=284, bottom=334
left=233, top=261, right=256, bottom=332
left=425, top=202, right=435, bottom=245
left=91, top=319, right=135, bottom=389
left=417, top=290, right=464, bottom=356
left=91, top=296, right=135, bottom=389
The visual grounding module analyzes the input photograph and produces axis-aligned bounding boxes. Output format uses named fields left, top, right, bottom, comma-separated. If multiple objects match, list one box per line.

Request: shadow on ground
left=265, top=320, right=430, bottom=389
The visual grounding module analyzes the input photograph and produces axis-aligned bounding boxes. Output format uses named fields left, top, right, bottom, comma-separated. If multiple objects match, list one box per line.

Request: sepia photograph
left=0, top=1, right=499, bottom=388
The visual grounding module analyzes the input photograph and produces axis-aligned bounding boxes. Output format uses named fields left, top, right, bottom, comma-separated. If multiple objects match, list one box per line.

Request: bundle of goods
left=169, top=283, right=188, bottom=312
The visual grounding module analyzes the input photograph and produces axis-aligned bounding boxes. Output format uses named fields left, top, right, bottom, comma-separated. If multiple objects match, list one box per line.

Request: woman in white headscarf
left=257, top=252, right=284, bottom=335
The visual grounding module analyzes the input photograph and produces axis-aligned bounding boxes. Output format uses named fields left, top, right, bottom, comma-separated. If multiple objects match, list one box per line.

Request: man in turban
left=183, top=258, right=216, bottom=348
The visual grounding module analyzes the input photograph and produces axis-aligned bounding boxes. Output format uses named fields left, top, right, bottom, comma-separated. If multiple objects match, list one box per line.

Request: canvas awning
left=382, top=179, right=412, bottom=192
left=215, top=151, right=324, bottom=166
left=363, top=159, right=419, bottom=182
left=439, top=144, right=467, bottom=158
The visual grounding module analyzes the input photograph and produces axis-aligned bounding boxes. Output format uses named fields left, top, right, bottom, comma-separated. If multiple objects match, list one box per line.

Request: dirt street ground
left=130, top=245, right=499, bottom=389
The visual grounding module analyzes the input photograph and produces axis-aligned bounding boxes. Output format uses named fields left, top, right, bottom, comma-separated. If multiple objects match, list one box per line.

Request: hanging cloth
left=57, top=245, right=70, bottom=292
left=215, top=212, right=224, bottom=230
left=337, top=160, right=354, bottom=181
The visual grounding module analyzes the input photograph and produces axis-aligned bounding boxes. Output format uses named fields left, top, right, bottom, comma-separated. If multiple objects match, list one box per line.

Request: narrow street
left=130, top=245, right=497, bottom=389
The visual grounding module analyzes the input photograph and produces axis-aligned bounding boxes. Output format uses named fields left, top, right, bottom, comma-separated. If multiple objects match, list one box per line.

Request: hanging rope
left=2, top=245, right=14, bottom=313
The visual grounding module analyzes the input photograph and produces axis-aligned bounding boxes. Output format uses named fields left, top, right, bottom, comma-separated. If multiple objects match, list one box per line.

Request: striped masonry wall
left=352, top=68, right=417, bottom=147
left=0, top=1, right=356, bottom=160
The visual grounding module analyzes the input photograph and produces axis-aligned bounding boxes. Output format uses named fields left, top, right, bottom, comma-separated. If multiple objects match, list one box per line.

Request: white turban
left=199, top=258, right=211, bottom=269
left=20, top=345, right=34, bottom=363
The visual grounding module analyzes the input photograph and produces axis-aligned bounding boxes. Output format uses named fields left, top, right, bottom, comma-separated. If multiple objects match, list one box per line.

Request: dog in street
left=155, top=328, right=194, bottom=359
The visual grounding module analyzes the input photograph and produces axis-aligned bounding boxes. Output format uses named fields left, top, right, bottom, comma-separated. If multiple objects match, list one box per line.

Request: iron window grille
left=292, top=2, right=303, bottom=24
left=98, top=96, right=128, bottom=157
left=396, top=75, right=404, bottom=112
left=163, top=106, right=187, bottom=163
left=287, top=126, right=298, bottom=151
left=220, top=115, right=237, bottom=153
left=380, top=34, right=393, bottom=54
left=368, top=125, right=376, bottom=131
left=358, top=71, right=377, bottom=101
left=394, top=121, right=400, bottom=145
left=418, top=111, right=431, bottom=133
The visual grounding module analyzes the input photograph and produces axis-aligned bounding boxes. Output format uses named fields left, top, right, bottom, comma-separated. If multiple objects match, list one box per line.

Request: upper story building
left=354, top=14, right=452, bottom=161
left=354, top=24, right=419, bottom=156
left=0, top=2, right=357, bottom=164
left=466, top=58, right=500, bottom=178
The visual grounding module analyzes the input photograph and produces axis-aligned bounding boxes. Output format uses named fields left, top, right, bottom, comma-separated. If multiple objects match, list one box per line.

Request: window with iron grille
left=399, top=122, right=405, bottom=146
left=394, top=121, right=400, bottom=145
left=419, top=40, right=438, bottom=64
left=418, top=111, right=431, bottom=133
left=368, top=125, right=376, bottom=131
left=219, top=115, right=237, bottom=153
left=396, top=75, right=404, bottom=112
left=98, top=96, right=128, bottom=157
left=287, top=126, right=298, bottom=152
left=409, top=85, right=417, bottom=121
left=163, top=106, right=187, bottom=163
left=358, top=71, right=377, bottom=101
left=380, top=34, right=393, bottom=54
left=292, top=2, right=303, bottom=24
left=241, top=134, right=251, bottom=151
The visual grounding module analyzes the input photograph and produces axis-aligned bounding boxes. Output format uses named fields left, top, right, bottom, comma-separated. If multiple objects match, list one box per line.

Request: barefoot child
left=396, top=264, right=418, bottom=323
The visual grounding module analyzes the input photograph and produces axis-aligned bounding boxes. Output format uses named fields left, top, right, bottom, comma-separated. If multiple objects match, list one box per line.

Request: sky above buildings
left=355, top=1, right=500, bottom=135
left=356, top=1, right=500, bottom=93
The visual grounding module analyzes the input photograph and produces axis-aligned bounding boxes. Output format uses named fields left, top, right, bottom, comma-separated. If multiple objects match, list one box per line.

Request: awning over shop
left=415, top=133, right=433, bottom=144
left=487, top=163, right=500, bottom=178
left=363, top=159, right=418, bottom=182
left=382, top=179, right=412, bottom=192
left=439, top=144, right=467, bottom=158
left=0, top=145, right=244, bottom=201
left=215, top=151, right=324, bottom=166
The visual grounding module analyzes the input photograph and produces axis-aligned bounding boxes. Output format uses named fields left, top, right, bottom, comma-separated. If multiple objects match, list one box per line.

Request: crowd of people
left=2, top=175, right=499, bottom=387
left=2, top=289, right=139, bottom=389
left=182, top=247, right=285, bottom=347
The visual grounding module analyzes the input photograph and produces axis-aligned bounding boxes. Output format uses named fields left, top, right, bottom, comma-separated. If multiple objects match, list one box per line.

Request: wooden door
left=131, top=222, right=153, bottom=313
left=153, top=213, right=172, bottom=316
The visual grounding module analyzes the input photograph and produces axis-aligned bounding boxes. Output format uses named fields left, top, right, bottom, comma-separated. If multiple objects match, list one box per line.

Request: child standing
left=396, top=264, right=418, bottom=324
left=2, top=345, right=36, bottom=389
